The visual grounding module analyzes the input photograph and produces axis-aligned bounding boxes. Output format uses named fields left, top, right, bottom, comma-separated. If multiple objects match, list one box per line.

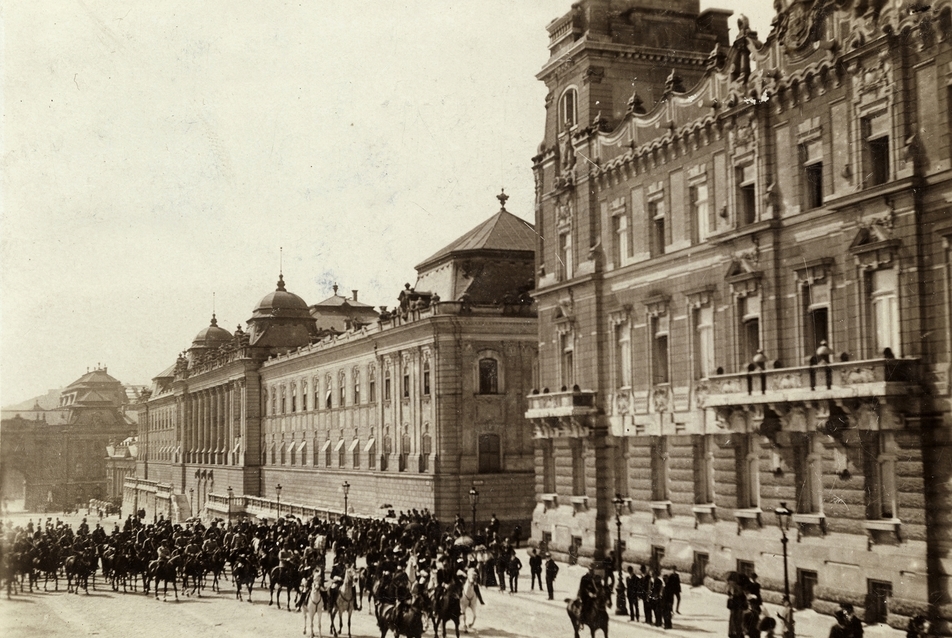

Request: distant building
left=131, top=194, right=539, bottom=531
left=0, top=368, right=137, bottom=511
left=527, top=0, right=952, bottom=628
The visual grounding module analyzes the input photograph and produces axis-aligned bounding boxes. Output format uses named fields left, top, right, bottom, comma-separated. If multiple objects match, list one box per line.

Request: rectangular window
left=478, top=433, right=501, bottom=473
left=869, top=268, right=900, bottom=357
left=694, top=305, right=715, bottom=379
left=571, top=440, right=585, bottom=496
left=384, top=373, right=391, bottom=402
left=802, top=282, right=830, bottom=359
left=864, top=432, right=897, bottom=520
left=542, top=439, right=556, bottom=493
left=863, top=113, right=890, bottom=187
left=800, top=140, right=824, bottom=209
left=351, top=439, right=360, bottom=469
left=369, top=375, right=376, bottom=403
left=367, top=440, right=377, bottom=470
left=736, top=165, right=757, bottom=225
left=649, top=199, right=666, bottom=257
left=651, top=436, right=669, bottom=501
left=560, top=333, right=574, bottom=389
left=403, top=371, right=410, bottom=398
left=613, top=212, right=630, bottom=266
left=693, top=435, right=715, bottom=505
left=340, top=376, right=346, bottom=406
left=354, top=373, right=360, bottom=405
left=794, top=434, right=822, bottom=514
left=736, top=435, right=760, bottom=509
left=291, top=390, right=297, bottom=413
left=423, top=366, right=430, bottom=395
left=615, top=322, right=631, bottom=387
left=738, top=294, right=761, bottom=367
left=652, top=315, right=670, bottom=385
left=478, top=358, right=499, bottom=394
left=559, top=231, right=573, bottom=280
left=313, top=380, right=319, bottom=411
left=691, top=183, right=710, bottom=243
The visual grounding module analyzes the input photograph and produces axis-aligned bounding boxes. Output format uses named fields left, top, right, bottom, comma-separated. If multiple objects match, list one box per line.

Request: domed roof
left=191, top=314, right=233, bottom=349
left=250, top=274, right=310, bottom=319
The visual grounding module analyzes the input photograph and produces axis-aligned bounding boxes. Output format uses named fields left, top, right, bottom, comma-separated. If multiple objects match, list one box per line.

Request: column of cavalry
left=0, top=509, right=519, bottom=638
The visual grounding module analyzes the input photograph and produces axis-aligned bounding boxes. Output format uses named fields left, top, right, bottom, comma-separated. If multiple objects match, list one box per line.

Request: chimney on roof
left=352, top=290, right=358, bottom=302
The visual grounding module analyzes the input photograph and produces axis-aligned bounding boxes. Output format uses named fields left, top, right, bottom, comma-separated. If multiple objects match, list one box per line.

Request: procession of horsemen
left=0, top=509, right=615, bottom=638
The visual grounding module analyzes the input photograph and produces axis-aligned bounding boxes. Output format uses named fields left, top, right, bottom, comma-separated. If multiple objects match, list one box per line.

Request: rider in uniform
left=577, top=563, right=602, bottom=620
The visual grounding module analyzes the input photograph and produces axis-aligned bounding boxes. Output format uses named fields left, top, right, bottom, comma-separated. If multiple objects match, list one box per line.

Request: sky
left=1, top=1, right=775, bottom=405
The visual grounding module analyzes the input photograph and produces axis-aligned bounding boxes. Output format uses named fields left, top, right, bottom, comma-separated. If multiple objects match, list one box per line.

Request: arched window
left=369, top=366, right=377, bottom=403
left=353, top=368, right=361, bottom=405
left=384, top=367, right=392, bottom=401
left=301, top=381, right=308, bottom=411
left=339, top=371, right=347, bottom=406
left=291, top=384, right=297, bottom=413
left=560, top=87, right=578, bottom=130
left=326, top=374, right=333, bottom=409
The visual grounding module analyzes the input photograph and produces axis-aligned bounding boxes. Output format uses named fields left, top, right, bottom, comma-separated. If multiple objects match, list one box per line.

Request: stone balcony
left=696, top=358, right=921, bottom=409
left=526, top=388, right=598, bottom=438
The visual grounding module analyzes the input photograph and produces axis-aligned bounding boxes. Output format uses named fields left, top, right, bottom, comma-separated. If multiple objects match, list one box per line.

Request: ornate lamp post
left=189, top=487, right=194, bottom=518
left=226, top=486, right=233, bottom=524
left=342, top=481, right=350, bottom=520
left=775, top=502, right=795, bottom=638
left=468, top=485, right=479, bottom=535
left=612, top=494, right=628, bottom=615
left=275, top=483, right=282, bottom=518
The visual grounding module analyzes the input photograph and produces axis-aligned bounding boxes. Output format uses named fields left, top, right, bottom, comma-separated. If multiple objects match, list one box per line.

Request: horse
left=566, top=584, right=611, bottom=638
left=204, top=548, right=226, bottom=593
left=331, top=567, right=360, bottom=638
left=458, top=569, right=480, bottom=631
left=269, top=563, right=301, bottom=610
left=147, top=555, right=180, bottom=601
left=431, top=581, right=462, bottom=638
left=373, top=578, right=426, bottom=638
left=232, top=553, right=258, bottom=602
left=181, top=553, right=206, bottom=597
left=302, top=570, right=331, bottom=638
left=65, top=550, right=96, bottom=595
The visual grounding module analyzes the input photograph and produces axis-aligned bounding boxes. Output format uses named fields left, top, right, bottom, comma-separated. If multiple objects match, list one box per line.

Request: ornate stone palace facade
left=1, top=368, right=138, bottom=511
left=130, top=195, right=538, bottom=529
left=526, top=0, right=952, bottom=627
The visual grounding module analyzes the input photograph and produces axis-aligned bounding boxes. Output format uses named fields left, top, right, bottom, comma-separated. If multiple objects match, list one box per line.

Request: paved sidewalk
left=501, top=547, right=904, bottom=638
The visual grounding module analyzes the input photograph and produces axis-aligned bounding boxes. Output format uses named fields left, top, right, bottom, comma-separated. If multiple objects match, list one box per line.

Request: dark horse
left=566, top=583, right=611, bottom=638
left=373, top=578, right=426, bottom=638
left=147, top=555, right=180, bottom=601
left=431, top=582, right=462, bottom=638
left=232, top=553, right=258, bottom=602
left=268, top=564, right=300, bottom=610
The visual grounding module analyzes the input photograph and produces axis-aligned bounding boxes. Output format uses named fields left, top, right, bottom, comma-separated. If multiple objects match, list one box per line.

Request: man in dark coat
left=529, top=549, right=543, bottom=591
left=626, top=565, right=642, bottom=622
left=545, top=555, right=559, bottom=600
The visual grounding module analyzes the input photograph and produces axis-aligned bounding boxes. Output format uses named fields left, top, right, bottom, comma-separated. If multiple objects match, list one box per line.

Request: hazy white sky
left=1, top=1, right=775, bottom=404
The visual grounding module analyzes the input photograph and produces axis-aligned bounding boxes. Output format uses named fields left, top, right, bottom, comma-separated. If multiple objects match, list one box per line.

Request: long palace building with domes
left=129, top=194, right=539, bottom=531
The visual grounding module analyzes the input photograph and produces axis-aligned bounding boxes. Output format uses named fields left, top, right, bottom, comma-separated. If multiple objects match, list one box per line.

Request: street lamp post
left=275, top=483, right=282, bottom=519
left=612, top=494, right=627, bottom=615
left=775, top=502, right=795, bottom=638
left=226, top=486, right=233, bottom=524
left=342, top=481, right=350, bottom=521
left=468, top=485, right=479, bottom=535
left=189, top=488, right=194, bottom=518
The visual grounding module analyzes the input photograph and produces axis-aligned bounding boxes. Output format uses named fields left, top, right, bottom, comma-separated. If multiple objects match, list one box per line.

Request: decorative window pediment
left=726, top=260, right=763, bottom=298
left=686, top=286, right=716, bottom=310
left=794, top=257, right=834, bottom=285
left=850, top=227, right=900, bottom=270
left=644, top=294, right=670, bottom=318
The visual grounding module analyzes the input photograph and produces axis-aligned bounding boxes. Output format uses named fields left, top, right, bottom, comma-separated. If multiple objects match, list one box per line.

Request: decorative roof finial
left=276, top=274, right=286, bottom=291
left=279, top=246, right=283, bottom=276
left=497, top=188, right=509, bottom=211
left=210, top=313, right=218, bottom=327
left=333, top=283, right=339, bottom=295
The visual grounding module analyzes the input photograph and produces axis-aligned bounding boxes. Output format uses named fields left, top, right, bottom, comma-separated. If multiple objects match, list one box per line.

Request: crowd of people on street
left=0, top=508, right=935, bottom=638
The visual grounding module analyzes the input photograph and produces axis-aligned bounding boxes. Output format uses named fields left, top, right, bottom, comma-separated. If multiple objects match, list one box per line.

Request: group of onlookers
left=621, top=564, right=681, bottom=627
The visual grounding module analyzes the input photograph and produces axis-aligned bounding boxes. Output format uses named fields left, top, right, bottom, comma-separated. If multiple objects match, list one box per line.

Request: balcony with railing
left=526, top=387, right=598, bottom=438
left=695, top=357, right=921, bottom=410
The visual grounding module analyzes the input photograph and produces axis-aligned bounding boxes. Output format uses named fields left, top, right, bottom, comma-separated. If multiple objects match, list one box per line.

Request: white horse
left=302, top=570, right=330, bottom=638
left=459, top=568, right=480, bottom=631
left=331, top=567, right=360, bottom=638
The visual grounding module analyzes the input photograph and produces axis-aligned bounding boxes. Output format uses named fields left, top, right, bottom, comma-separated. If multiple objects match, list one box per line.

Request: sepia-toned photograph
left=2, top=2, right=949, bottom=638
